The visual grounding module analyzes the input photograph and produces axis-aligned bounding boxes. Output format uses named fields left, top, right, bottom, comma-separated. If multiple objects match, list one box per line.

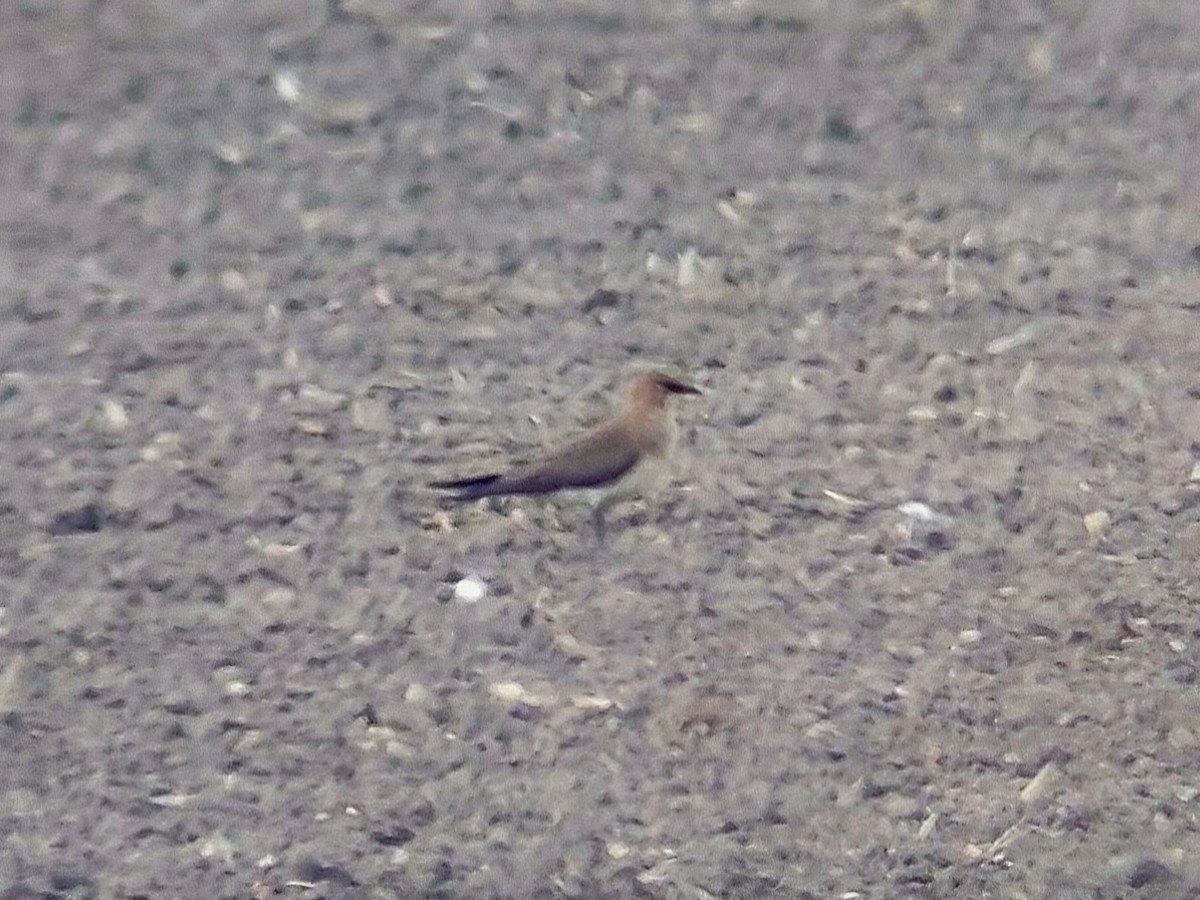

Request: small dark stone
left=193, top=575, right=227, bottom=605
left=295, top=857, right=356, bottom=887
left=371, top=825, right=416, bottom=847
left=49, top=503, right=105, bottom=535
left=49, top=871, right=94, bottom=892
left=933, top=384, right=958, bottom=403
left=408, top=799, right=436, bottom=828
left=731, top=408, right=762, bottom=428
left=824, top=112, right=859, bottom=142
left=431, top=859, right=453, bottom=885
left=1129, top=857, right=1175, bottom=889
left=581, top=289, right=622, bottom=313
left=925, top=530, right=952, bottom=551
left=17, top=93, right=39, bottom=126
left=509, top=702, right=543, bottom=721
left=123, top=74, right=150, bottom=103
left=723, top=262, right=754, bottom=285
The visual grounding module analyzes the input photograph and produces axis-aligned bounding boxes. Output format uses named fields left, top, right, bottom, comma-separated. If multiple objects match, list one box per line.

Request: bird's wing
left=431, top=422, right=643, bottom=500
left=489, top=423, right=641, bottom=495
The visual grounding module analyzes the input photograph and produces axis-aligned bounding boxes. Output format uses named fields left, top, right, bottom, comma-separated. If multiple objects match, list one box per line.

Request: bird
left=431, top=370, right=701, bottom=539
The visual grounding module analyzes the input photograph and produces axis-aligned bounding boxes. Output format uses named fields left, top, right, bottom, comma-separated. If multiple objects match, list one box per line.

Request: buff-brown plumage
left=430, top=371, right=700, bottom=534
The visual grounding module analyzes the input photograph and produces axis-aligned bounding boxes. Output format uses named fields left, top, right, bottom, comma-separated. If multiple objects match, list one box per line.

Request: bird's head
left=626, top=370, right=702, bottom=413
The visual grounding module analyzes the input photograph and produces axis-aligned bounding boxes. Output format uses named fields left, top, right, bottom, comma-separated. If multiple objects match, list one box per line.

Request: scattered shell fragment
left=0, top=657, right=23, bottom=713
left=645, top=251, right=672, bottom=281
left=372, top=285, right=394, bottom=308
left=100, top=398, right=130, bottom=432
left=297, top=383, right=348, bottom=411
left=571, top=695, right=617, bottom=713
left=1019, top=761, right=1059, bottom=806
left=907, top=406, right=939, bottom=422
left=986, top=324, right=1039, bottom=356
left=296, top=418, right=329, bottom=436
left=148, top=792, right=196, bottom=808
left=421, top=510, right=455, bottom=533
left=917, top=811, right=938, bottom=840
left=607, top=841, right=632, bottom=860
left=823, top=489, right=869, bottom=509
left=962, top=842, right=985, bottom=863
left=669, top=111, right=715, bottom=133
left=551, top=626, right=601, bottom=661
left=260, top=587, right=297, bottom=608
left=1174, top=785, right=1199, bottom=803
left=677, top=246, right=701, bottom=288
left=715, top=199, right=742, bottom=223
left=898, top=501, right=952, bottom=526
left=1082, top=510, right=1111, bottom=538
left=260, top=541, right=303, bottom=560
left=488, top=681, right=546, bottom=707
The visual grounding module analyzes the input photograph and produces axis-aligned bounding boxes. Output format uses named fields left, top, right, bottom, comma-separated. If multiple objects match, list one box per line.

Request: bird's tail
left=429, top=474, right=504, bottom=501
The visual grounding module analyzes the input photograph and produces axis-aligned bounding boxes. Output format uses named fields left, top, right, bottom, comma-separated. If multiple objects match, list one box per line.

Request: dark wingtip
left=429, top=473, right=503, bottom=501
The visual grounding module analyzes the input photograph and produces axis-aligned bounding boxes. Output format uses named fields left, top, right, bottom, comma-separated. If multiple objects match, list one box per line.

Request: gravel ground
left=4, top=1, right=1200, bottom=898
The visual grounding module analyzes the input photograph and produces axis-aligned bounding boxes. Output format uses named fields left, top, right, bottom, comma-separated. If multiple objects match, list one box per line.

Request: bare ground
left=4, top=2, right=1200, bottom=898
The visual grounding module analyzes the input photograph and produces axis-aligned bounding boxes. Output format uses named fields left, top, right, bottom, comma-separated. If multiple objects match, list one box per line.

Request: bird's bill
left=651, top=372, right=702, bottom=395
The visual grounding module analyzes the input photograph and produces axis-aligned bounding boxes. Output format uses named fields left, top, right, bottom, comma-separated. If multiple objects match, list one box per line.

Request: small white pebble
left=488, top=681, right=544, bottom=706
left=958, top=629, right=982, bottom=645
left=898, top=501, right=938, bottom=522
left=373, top=285, right=394, bottom=308
left=454, top=575, right=487, bottom=603
left=1169, top=639, right=1187, bottom=653
left=607, top=841, right=631, bottom=860
left=273, top=69, right=303, bottom=104
left=404, top=682, right=431, bottom=704
left=218, top=269, right=247, bottom=294
left=101, top=398, right=129, bottom=431
left=645, top=251, right=671, bottom=280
